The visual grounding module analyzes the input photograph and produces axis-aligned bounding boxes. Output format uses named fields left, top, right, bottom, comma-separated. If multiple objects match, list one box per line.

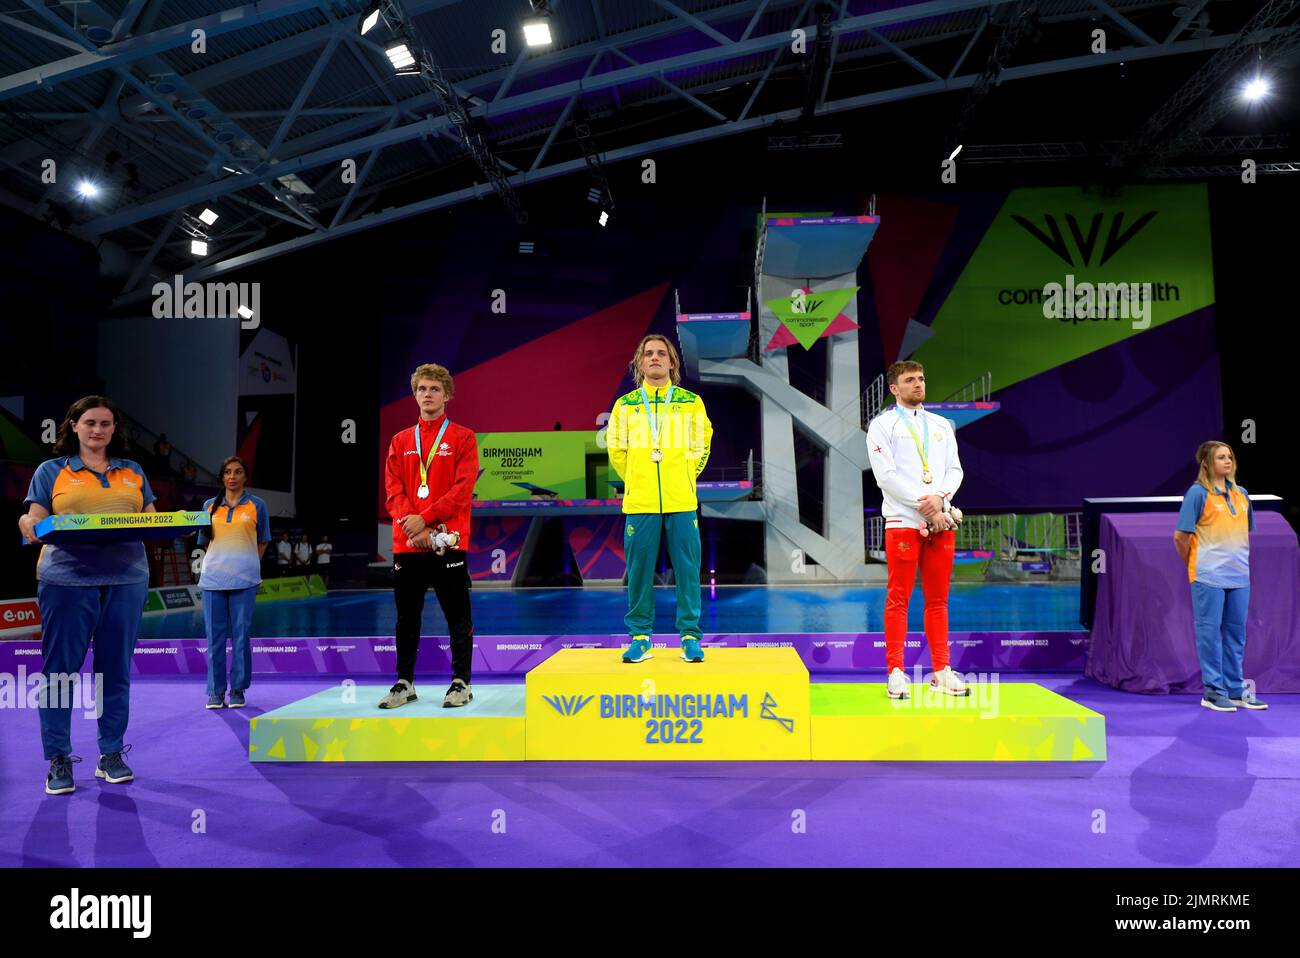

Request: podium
left=526, top=648, right=811, bottom=760
left=250, top=685, right=526, bottom=762
left=810, top=682, right=1106, bottom=761
left=252, top=649, right=1105, bottom=763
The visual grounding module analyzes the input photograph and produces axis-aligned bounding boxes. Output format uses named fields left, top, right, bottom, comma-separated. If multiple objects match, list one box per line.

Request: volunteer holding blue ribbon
left=18, top=396, right=156, bottom=795
left=607, top=335, right=713, bottom=664
left=378, top=364, right=480, bottom=710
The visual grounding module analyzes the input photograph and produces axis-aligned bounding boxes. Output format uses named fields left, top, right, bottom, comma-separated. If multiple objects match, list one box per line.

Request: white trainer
left=887, top=667, right=910, bottom=699
left=930, top=666, right=970, bottom=696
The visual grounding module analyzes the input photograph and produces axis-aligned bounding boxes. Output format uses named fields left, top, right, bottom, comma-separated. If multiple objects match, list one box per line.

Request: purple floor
left=2, top=673, right=1296, bottom=868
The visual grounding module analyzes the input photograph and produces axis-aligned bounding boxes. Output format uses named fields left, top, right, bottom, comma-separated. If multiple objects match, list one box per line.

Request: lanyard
left=895, top=405, right=930, bottom=474
left=639, top=384, right=674, bottom=450
left=414, top=418, right=451, bottom=488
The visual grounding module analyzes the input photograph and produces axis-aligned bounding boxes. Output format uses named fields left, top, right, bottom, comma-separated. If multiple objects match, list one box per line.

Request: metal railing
left=867, top=511, right=1083, bottom=562
left=860, top=373, right=886, bottom=428
left=115, top=408, right=221, bottom=483
left=943, top=371, right=992, bottom=403
left=699, top=462, right=763, bottom=499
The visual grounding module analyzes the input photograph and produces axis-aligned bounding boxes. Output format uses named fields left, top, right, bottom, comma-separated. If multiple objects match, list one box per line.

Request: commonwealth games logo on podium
left=525, top=649, right=813, bottom=760
left=543, top=694, right=594, bottom=716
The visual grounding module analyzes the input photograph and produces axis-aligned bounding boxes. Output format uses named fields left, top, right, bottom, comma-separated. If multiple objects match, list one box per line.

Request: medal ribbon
left=639, top=383, right=674, bottom=452
left=414, top=418, right=451, bottom=492
left=895, top=406, right=931, bottom=477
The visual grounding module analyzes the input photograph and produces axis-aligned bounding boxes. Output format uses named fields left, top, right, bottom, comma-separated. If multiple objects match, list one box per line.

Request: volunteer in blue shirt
left=18, top=396, right=157, bottom=795
left=1173, top=440, right=1265, bottom=713
left=197, top=456, right=271, bottom=710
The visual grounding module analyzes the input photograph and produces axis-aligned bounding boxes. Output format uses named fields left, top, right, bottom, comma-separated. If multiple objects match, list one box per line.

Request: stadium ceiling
left=0, top=0, right=1295, bottom=302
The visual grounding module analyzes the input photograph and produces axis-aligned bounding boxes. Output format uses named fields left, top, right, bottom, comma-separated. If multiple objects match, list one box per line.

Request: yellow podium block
left=525, top=648, right=811, bottom=760
left=810, top=683, right=1106, bottom=761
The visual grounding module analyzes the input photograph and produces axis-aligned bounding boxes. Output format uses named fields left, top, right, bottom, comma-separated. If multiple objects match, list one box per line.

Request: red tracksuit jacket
left=384, top=414, right=479, bottom=555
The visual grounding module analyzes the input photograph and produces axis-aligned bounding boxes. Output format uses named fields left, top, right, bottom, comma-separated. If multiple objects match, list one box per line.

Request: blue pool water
left=137, top=583, right=1082, bottom=639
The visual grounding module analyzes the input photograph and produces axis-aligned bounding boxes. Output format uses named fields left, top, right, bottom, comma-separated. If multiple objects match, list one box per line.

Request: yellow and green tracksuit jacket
left=607, top=381, right=713, bottom=514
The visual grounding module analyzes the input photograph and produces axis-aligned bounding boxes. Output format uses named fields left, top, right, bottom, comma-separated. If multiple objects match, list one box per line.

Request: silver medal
left=651, top=449, right=663, bottom=462
left=921, top=471, right=933, bottom=484
left=417, top=483, right=430, bottom=499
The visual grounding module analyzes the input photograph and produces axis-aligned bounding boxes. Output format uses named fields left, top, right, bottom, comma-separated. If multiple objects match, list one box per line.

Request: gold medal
left=921, top=471, right=933, bottom=484
left=651, top=449, right=663, bottom=462
left=417, top=484, right=430, bottom=499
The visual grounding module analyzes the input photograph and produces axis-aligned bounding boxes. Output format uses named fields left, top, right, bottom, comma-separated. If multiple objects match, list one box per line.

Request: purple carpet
left=2, top=674, right=1296, bottom=868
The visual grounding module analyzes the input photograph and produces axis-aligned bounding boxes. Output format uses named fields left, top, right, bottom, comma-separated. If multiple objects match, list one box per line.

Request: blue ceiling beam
left=0, top=0, right=338, bottom=102
left=81, top=1, right=1000, bottom=234
left=110, top=25, right=1269, bottom=300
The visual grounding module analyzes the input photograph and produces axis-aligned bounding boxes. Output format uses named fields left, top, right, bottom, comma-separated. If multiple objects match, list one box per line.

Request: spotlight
left=523, top=18, right=552, bottom=47
left=386, top=41, right=416, bottom=71
left=524, top=0, right=553, bottom=47
left=236, top=304, right=254, bottom=320
left=518, top=240, right=535, bottom=254
left=198, top=208, right=219, bottom=226
left=191, top=239, right=208, bottom=256
left=586, top=186, right=602, bottom=203
left=598, top=210, right=609, bottom=227
left=76, top=179, right=100, bottom=198
left=360, top=4, right=381, bottom=36
left=1242, top=75, right=1270, bottom=102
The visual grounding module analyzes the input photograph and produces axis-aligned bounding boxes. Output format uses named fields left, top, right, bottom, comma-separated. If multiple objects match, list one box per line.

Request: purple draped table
left=1086, top=511, right=1300, bottom=693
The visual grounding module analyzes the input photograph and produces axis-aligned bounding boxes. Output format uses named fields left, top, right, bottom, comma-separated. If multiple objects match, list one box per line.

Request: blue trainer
left=622, top=636, right=653, bottom=664
left=1200, top=693, right=1237, bottom=713
left=681, top=637, right=704, bottom=663
left=96, top=747, right=134, bottom=784
left=206, top=694, right=225, bottom=709
left=1230, top=690, right=1268, bottom=710
left=45, top=755, right=80, bottom=796
left=228, top=690, right=246, bottom=709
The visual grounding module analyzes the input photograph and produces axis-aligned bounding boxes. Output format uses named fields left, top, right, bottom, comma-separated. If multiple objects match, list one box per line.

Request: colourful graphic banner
left=911, top=184, right=1214, bottom=399
left=765, top=286, right=859, bottom=349
left=475, top=430, right=604, bottom=500
left=0, top=631, right=1090, bottom=675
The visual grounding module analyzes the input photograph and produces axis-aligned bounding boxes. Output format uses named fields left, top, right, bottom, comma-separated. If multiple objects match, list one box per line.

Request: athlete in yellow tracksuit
left=607, top=335, right=713, bottom=663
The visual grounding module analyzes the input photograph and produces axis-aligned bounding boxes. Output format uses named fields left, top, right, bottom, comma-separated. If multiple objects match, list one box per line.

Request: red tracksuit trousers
left=884, top=527, right=955, bottom=673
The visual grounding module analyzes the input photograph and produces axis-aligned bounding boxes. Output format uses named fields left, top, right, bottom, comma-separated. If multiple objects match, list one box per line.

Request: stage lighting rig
left=369, top=0, right=528, bottom=223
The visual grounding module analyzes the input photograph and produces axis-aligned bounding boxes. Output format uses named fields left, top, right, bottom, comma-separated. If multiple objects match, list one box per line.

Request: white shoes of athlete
left=888, top=666, right=971, bottom=698
left=930, top=666, right=970, bottom=696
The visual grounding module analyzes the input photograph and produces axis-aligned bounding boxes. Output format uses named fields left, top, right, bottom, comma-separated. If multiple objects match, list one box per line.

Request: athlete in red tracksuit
left=379, top=363, right=479, bottom=710
left=866, top=361, right=969, bottom=699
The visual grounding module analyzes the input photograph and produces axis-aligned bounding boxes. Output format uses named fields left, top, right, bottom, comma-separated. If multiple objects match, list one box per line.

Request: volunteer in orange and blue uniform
left=197, top=455, right=270, bottom=711
left=18, top=396, right=157, bottom=796
left=607, top=334, right=713, bottom=665
left=1174, top=441, right=1266, bottom=713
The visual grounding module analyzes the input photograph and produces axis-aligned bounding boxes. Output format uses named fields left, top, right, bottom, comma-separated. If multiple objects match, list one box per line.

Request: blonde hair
left=1195, top=440, right=1238, bottom=492
left=629, top=335, right=682, bottom=386
left=410, top=363, right=454, bottom=398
